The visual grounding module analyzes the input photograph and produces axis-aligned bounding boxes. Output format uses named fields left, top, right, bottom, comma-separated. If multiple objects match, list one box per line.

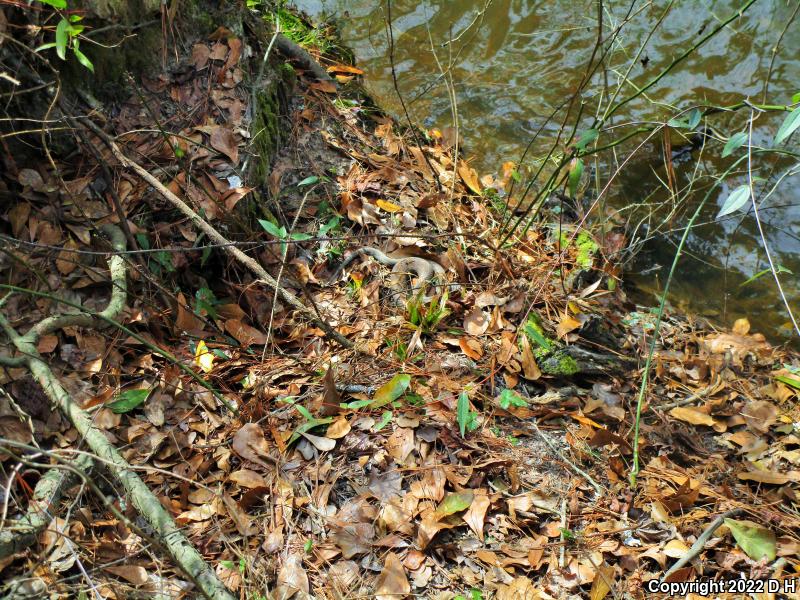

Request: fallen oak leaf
left=463, top=489, right=491, bottom=540
left=276, top=553, right=309, bottom=600
left=374, top=552, right=410, bottom=600
left=232, top=423, right=276, bottom=469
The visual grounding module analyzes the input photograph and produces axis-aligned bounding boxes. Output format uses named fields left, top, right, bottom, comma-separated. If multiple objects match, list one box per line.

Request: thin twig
left=529, top=419, right=603, bottom=497
left=660, top=508, right=744, bottom=582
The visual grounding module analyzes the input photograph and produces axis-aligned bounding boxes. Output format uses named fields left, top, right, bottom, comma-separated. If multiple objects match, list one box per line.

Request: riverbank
left=0, top=2, right=798, bottom=598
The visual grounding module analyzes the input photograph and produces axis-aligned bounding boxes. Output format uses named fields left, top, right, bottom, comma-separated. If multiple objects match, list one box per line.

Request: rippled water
left=296, top=0, right=800, bottom=341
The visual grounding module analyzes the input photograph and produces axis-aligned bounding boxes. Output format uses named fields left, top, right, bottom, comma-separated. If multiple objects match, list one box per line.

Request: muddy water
left=296, top=0, right=800, bottom=341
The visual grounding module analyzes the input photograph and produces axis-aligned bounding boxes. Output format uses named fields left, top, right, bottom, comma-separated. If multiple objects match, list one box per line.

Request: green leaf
left=39, top=0, right=68, bottom=8
left=373, top=410, right=393, bottom=432
left=293, top=403, right=314, bottom=421
left=289, top=232, right=313, bottom=241
left=370, top=373, right=411, bottom=409
left=668, top=108, right=701, bottom=130
left=774, top=105, right=800, bottom=145
left=55, top=18, right=69, bottom=61
left=568, top=158, right=584, bottom=198
left=686, top=108, right=701, bottom=130
left=739, top=265, right=791, bottom=287
left=297, top=175, right=320, bottom=187
left=722, top=132, right=747, bottom=157
left=498, top=388, right=527, bottom=410
left=575, top=129, right=599, bottom=151
left=258, top=219, right=285, bottom=238
left=34, top=42, right=58, bottom=52
left=457, top=391, right=470, bottom=437
left=792, top=91, right=800, bottom=105
left=433, top=491, right=474, bottom=518
left=523, top=319, right=551, bottom=351
left=775, top=374, right=800, bottom=390
left=716, top=184, right=750, bottom=218
left=724, top=518, right=776, bottom=561
left=108, top=388, right=150, bottom=413
left=340, top=398, right=372, bottom=410
left=69, top=14, right=84, bottom=22
left=303, top=539, right=313, bottom=553
left=288, top=416, right=333, bottom=444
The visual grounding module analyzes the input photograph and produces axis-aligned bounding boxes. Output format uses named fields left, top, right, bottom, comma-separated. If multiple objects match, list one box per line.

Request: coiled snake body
left=330, top=247, right=449, bottom=302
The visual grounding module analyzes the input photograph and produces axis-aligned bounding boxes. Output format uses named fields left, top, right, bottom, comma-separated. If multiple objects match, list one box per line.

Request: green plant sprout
left=35, top=1, right=94, bottom=72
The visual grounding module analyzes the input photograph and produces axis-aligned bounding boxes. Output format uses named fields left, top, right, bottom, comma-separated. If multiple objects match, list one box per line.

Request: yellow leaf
left=376, top=199, right=403, bottom=213
left=195, top=340, right=215, bottom=373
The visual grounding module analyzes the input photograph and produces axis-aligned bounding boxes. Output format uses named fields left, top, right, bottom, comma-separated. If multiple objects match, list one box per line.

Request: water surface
left=296, top=0, right=800, bottom=341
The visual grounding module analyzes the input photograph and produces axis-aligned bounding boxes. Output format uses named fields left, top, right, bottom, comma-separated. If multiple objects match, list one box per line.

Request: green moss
left=559, top=229, right=599, bottom=269
left=250, top=76, right=287, bottom=185
left=538, top=350, right=580, bottom=376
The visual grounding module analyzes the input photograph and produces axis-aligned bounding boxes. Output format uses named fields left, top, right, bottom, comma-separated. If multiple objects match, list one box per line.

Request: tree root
left=0, top=226, right=235, bottom=600
left=0, top=453, right=93, bottom=559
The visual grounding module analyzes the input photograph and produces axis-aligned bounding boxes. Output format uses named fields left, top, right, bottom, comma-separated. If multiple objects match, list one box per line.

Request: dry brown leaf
left=519, top=334, right=541, bottom=381
left=663, top=539, right=690, bottom=558
left=276, top=553, right=309, bottom=599
left=328, top=560, right=359, bottom=591
left=191, top=43, right=210, bottom=69
left=232, top=423, right=274, bottom=469
left=385, top=427, right=415, bottom=464
left=301, top=431, right=336, bottom=452
left=374, top=552, right=410, bottom=600
left=496, top=576, right=541, bottom=600
left=326, top=416, right=351, bottom=439
left=738, top=470, right=791, bottom=485
left=742, top=400, right=778, bottom=433
left=326, top=63, right=364, bottom=75
left=37, top=334, right=58, bottom=354
left=464, top=307, right=490, bottom=336
left=557, top=313, right=582, bottom=339
left=223, top=493, right=254, bottom=536
left=105, top=565, right=148, bottom=586
left=229, top=469, right=268, bottom=489
left=459, top=336, right=483, bottom=360
left=209, top=126, right=238, bottom=164
left=463, top=489, right=491, bottom=541
left=589, top=563, right=615, bottom=600
left=56, top=238, right=78, bottom=275
left=225, top=318, right=268, bottom=347
left=176, top=292, right=204, bottom=332
left=176, top=503, right=217, bottom=523
left=310, top=80, right=337, bottom=93
left=409, top=467, right=445, bottom=501
left=457, top=161, right=482, bottom=195
left=670, top=406, right=715, bottom=427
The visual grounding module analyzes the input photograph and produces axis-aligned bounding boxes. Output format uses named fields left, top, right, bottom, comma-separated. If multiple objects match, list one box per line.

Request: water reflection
left=295, top=0, right=800, bottom=340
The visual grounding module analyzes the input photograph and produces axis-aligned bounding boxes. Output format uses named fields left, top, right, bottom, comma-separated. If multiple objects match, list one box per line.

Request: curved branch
left=0, top=226, right=235, bottom=600
left=24, top=225, right=128, bottom=344
left=0, top=453, right=94, bottom=558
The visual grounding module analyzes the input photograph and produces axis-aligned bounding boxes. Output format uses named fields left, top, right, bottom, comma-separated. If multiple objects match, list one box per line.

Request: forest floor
left=1, top=7, right=799, bottom=600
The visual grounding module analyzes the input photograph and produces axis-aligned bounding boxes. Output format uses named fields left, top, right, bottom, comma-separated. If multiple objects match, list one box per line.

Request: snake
left=330, top=247, right=450, bottom=302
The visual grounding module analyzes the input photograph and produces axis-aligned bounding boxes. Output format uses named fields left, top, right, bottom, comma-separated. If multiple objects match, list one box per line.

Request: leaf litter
left=0, top=8, right=798, bottom=600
